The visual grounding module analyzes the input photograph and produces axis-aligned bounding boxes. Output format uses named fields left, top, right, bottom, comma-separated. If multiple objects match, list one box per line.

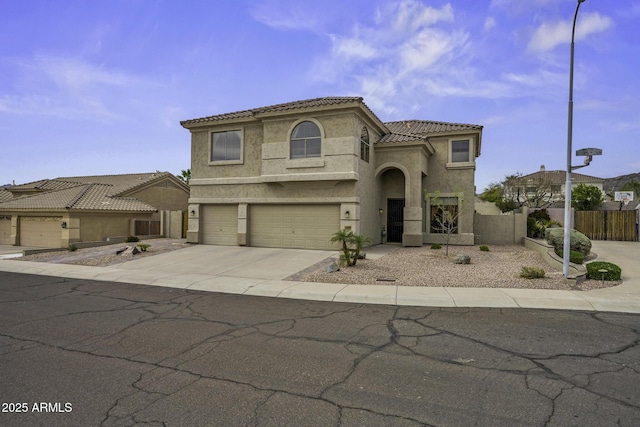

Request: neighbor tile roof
left=521, top=170, right=605, bottom=184
left=181, top=96, right=383, bottom=127
left=0, top=172, right=178, bottom=212
left=380, top=120, right=483, bottom=143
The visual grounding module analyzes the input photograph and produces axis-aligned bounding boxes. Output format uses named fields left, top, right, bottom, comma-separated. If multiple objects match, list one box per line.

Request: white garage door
left=20, top=217, right=62, bottom=248
left=202, top=205, right=238, bottom=245
left=250, top=205, right=340, bottom=250
left=0, top=216, right=11, bottom=245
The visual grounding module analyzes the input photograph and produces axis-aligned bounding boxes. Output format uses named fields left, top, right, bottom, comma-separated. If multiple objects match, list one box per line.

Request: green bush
left=555, top=249, right=585, bottom=265
left=520, top=266, right=546, bottom=279
left=545, top=228, right=591, bottom=255
left=137, top=243, right=151, bottom=252
left=479, top=245, right=490, bottom=252
left=68, top=244, right=78, bottom=252
left=430, top=244, right=442, bottom=250
left=126, top=236, right=140, bottom=242
left=586, top=262, right=622, bottom=281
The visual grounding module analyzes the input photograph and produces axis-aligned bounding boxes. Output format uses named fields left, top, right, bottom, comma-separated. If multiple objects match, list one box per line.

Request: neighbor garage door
left=0, top=216, right=11, bottom=245
left=20, top=217, right=62, bottom=248
left=250, top=204, right=340, bottom=250
left=202, top=205, right=238, bottom=245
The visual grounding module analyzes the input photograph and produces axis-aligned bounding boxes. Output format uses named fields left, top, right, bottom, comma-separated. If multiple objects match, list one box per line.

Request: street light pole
left=563, top=0, right=586, bottom=278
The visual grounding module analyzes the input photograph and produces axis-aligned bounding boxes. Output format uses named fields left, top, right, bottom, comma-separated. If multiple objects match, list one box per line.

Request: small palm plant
left=330, top=229, right=371, bottom=267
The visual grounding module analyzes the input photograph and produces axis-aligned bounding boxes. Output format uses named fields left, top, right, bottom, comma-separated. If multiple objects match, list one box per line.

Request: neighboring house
left=0, top=172, right=189, bottom=248
left=180, top=96, right=483, bottom=250
left=504, top=165, right=605, bottom=208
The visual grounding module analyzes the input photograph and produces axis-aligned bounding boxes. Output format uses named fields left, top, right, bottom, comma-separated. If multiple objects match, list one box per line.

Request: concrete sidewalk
left=0, top=241, right=638, bottom=313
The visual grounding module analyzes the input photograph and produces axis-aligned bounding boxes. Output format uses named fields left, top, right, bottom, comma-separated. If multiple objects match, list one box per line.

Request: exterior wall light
left=379, top=208, right=384, bottom=214
left=345, top=211, right=350, bottom=218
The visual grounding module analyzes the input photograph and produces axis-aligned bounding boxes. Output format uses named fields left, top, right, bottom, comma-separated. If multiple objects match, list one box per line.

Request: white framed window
left=360, top=127, right=370, bottom=162
left=210, top=129, right=243, bottom=164
left=447, top=137, right=475, bottom=169
left=290, top=121, right=321, bottom=159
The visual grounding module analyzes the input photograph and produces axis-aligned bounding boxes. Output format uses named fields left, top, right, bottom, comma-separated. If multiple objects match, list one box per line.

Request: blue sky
left=1, top=0, right=638, bottom=192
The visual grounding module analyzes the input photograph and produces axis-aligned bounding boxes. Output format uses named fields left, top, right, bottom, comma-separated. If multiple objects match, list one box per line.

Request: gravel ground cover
left=8, top=240, right=619, bottom=291
left=13, top=238, right=191, bottom=267
left=302, top=245, right=618, bottom=291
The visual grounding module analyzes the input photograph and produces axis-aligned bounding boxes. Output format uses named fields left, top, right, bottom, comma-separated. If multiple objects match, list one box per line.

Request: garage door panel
left=0, top=217, right=11, bottom=245
left=202, top=205, right=238, bottom=246
left=250, top=205, right=339, bottom=250
left=20, top=217, right=62, bottom=248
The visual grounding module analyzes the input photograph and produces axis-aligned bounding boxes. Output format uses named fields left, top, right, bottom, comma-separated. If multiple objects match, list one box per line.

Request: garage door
left=0, top=216, right=11, bottom=245
left=250, top=205, right=340, bottom=250
left=202, top=205, right=238, bottom=245
left=20, top=217, right=62, bottom=248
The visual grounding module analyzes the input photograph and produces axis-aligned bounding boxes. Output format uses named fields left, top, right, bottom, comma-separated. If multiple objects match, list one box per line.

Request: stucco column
left=402, top=170, right=424, bottom=247
left=402, top=207, right=423, bottom=246
left=237, top=203, right=248, bottom=246
left=187, top=204, right=200, bottom=243
left=340, top=203, right=359, bottom=234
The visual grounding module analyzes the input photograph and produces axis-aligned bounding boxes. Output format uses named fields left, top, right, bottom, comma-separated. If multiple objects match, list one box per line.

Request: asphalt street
left=1, top=272, right=639, bottom=427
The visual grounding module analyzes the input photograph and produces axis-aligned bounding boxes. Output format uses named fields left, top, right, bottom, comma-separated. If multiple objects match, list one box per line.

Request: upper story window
left=447, top=137, right=475, bottom=169
left=451, top=140, right=470, bottom=162
left=290, top=121, right=321, bottom=159
left=211, top=130, right=242, bottom=163
left=360, top=127, right=370, bottom=162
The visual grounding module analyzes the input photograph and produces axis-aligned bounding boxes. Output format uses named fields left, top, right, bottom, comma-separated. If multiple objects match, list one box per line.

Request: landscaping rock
left=325, top=262, right=340, bottom=273
left=118, top=246, right=140, bottom=257
left=453, top=255, right=471, bottom=265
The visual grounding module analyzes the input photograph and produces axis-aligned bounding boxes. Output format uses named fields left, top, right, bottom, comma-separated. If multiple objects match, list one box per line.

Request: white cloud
left=3, top=55, right=151, bottom=120
left=384, top=0, right=454, bottom=33
left=483, top=17, right=496, bottom=32
left=528, top=12, right=613, bottom=52
left=400, top=28, right=468, bottom=71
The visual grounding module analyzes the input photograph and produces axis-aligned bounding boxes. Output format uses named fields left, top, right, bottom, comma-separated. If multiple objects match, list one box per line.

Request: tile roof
left=380, top=120, right=483, bottom=143
left=0, top=172, right=182, bottom=212
left=521, top=170, right=605, bottom=184
left=181, top=96, right=383, bottom=127
left=0, top=188, right=13, bottom=203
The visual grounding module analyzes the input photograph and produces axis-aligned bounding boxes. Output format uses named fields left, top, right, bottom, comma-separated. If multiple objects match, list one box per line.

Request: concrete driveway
left=116, top=244, right=336, bottom=280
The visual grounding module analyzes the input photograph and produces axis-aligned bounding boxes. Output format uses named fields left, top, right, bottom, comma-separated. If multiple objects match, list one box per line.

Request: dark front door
left=387, top=199, right=405, bottom=243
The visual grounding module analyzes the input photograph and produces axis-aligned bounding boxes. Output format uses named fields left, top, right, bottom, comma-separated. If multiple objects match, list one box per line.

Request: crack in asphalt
left=1, top=274, right=639, bottom=426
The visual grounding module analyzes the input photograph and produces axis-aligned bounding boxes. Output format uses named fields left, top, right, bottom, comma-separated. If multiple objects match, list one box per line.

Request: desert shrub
left=126, top=236, right=140, bottom=242
left=586, top=262, right=622, bottom=281
left=479, top=245, right=490, bottom=252
left=555, top=249, right=585, bottom=264
left=527, top=209, right=562, bottom=238
left=430, top=244, right=442, bottom=250
left=520, top=266, right=546, bottom=279
left=545, top=228, right=591, bottom=255
left=68, top=244, right=78, bottom=252
left=137, top=243, right=151, bottom=252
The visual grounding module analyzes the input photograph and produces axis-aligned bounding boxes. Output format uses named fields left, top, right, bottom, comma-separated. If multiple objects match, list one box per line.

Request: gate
left=134, top=220, right=160, bottom=236
left=575, top=210, right=636, bottom=241
left=387, top=199, right=405, bottom=243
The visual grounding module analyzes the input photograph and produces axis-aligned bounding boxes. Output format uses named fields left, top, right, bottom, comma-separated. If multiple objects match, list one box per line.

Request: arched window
left=360, top=127, right=370, bottom=162
left=290, top=121, right=321, bottom=159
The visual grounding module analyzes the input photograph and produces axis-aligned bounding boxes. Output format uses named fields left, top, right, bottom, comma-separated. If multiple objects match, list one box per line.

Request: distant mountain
left=603, top=172, right=640, bottom=193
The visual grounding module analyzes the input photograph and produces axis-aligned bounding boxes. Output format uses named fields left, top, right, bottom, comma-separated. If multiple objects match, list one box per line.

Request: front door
left=387, top=199, right=405, bottom=243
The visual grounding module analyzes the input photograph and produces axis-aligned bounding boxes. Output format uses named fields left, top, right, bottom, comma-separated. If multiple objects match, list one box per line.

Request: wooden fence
left=134, top=220, right=161, bottom=236
left=575, top=210, right=637, bottom=241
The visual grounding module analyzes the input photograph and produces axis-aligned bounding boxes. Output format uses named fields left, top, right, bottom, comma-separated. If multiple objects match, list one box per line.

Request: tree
left=177, top=169, right=191, bottom=184
left=571, top=183, right=604, bottom=211
left=330, top=229, right=371, bottom=267
left=427, top=192, right=464, bottom=256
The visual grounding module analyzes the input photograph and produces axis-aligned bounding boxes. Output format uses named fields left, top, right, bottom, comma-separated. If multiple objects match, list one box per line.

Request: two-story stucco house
left=181, top=97, right=482, bottom=250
